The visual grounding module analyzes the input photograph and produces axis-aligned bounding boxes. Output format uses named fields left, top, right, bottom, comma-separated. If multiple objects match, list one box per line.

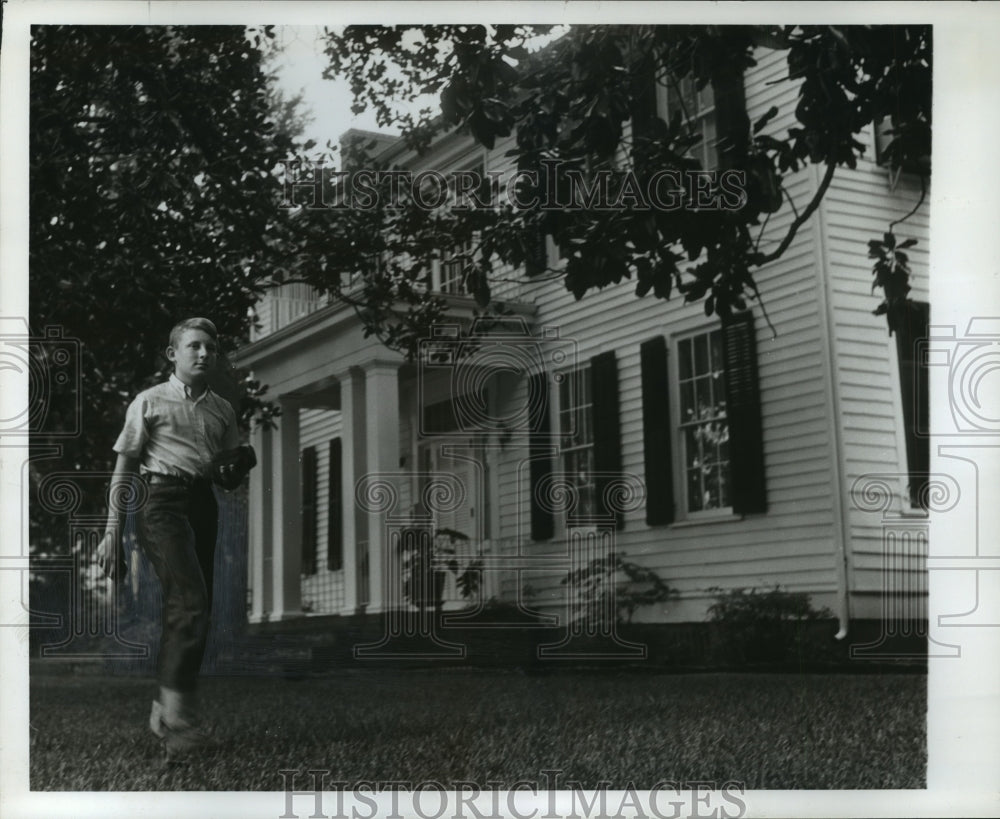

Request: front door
left=416, top=438, right=482, bottom=608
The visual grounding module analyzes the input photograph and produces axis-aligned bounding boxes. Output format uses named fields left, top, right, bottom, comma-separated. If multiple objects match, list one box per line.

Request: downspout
left=811, top=163, right=853, bottom=640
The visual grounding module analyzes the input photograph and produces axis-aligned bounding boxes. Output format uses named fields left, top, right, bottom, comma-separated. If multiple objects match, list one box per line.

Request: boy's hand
left=96, top=530, right=128, bottom=582
left=212, top=445, right=257, bottom=490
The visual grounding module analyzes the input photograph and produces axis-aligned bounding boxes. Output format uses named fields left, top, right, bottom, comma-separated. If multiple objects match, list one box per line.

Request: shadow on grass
left=29, top=668, right=926, bottom=791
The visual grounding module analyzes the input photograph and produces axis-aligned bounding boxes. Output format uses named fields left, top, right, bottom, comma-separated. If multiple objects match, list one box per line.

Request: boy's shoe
left=150, top=699, right=215, bottom=754
left=149, top=700, right=166, bottom=739
left=161, top=719, right=216, bottom=755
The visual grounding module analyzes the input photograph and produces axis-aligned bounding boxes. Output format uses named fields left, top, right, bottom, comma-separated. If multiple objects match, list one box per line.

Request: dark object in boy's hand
left=212, top=445, right=257, bottom=490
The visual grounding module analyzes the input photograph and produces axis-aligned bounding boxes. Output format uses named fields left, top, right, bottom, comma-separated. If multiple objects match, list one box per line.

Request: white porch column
left=248, top=423, right=271, bottom=622
left=270, top=397, right=303, bottom=620
left=363, top=362, right=401, bottom=613
left=338, top=368, right=364, bottom=614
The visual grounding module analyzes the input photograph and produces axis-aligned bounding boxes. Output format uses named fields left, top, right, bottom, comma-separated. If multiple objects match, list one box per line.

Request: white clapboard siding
left=820, top=136, right=930, bottom=614
left=251, top=43, right=930, bottom=626
left=466, top=47, right=851, bottom=622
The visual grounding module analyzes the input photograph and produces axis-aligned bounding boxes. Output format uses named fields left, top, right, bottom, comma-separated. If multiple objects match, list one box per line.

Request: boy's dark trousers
left=137, top=478, right=218, bottom=693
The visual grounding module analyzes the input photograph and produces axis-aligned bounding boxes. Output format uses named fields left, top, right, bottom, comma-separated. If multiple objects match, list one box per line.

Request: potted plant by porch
left=398, top=525, right=482, bottom=621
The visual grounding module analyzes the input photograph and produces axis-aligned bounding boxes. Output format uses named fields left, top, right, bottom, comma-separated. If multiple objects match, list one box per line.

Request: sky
left=268, top=25, right=565, bottom=160
left=268, top=26, right=418, bottom=155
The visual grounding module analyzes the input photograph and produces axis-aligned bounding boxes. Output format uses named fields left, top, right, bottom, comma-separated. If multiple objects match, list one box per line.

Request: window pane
left=702, top=118, right=717, bottom=163
left=709, top=330, right=724, bottom=373
left=694, top=333, right=709, bottom=376
left=680, top=380, right=695, bottom=421
left=558, top=407, right=571, bottom=435
left=710, top=420, right=728, bottom=450
left=695, top=376, right=712, bottom=420
left=697, top=83, right=714, bottom=113
left=717, top=464, right=730, bottom=508
left=679, top=338, right=692, bottom=381
left=683, top=79, right=697, bottom=113
left=712, top=371, right=726, bottom=414
left=561, top=365, right=594, bottom=524
left=702, top=434, right=718, bottom=468
left=687, top=469, right=703, bottom=512
left=704, top=465, right=723, bottom=510
left=578, top=404, right=592, bottom=446
left=684, top=427, right=702, bottom=472
left=667, top=77, right=695, bottom=119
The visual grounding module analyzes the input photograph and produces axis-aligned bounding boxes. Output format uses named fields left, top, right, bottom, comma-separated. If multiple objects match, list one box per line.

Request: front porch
left=233, top=295, right=535, bottom=625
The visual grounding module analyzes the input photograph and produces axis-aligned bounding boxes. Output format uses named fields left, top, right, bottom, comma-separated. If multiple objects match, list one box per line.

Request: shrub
left=399, top=527, right=482, bottom=612
left=706, top=585, right=835, bottom=666
left=561, top=551, right=676, bottom=626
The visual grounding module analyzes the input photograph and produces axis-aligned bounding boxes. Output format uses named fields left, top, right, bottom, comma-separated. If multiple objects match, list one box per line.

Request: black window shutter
left=525, top=163, right=549, bottom=278
left=711, top=65, right=749, bottom=170
left=591, top=350, right=624, bottom=530
left=721, top=312, right=766, bottom=515
left=528, top=371, right=554, bottom=541
left=895, top=300, right=930, bottom=507
left=301, top=445, right=318, bottom=575
left=328, top=438, right=343, bottom=570
left=640, top=336, right=674, bottom=525
left=525, top=225, right=549, bottom=278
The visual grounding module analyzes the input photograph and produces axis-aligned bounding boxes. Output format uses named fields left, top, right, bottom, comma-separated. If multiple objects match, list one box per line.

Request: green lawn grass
left=30, top=669, right=925, bottom=791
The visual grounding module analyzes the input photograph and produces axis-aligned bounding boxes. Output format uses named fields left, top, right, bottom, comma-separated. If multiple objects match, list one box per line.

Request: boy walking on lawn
left=97, top=317, right=254, bottom=754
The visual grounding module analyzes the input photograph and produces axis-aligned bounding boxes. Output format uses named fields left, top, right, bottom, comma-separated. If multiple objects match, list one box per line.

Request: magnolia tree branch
left=752, top=159, right=836, bottom=267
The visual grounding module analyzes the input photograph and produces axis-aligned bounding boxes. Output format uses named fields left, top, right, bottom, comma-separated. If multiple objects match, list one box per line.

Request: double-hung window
left=530, top=352, right=623, bottom=540
left=677, top=328, right=730, bottom=513
left=438, top=236, right=475, bottom=295
left=558, top=365, right=595, bottom=522
left=640, top=312, right=765, bottom=525
left=657, top=64, right=748, bottom=174
left=434, top=157, right=488, bottom=294
left=661, top=75, right=719, bottom=171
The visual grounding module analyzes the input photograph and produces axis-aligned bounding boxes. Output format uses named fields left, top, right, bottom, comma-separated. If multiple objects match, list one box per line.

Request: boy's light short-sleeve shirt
left=114, top=373, right=239, bottom=479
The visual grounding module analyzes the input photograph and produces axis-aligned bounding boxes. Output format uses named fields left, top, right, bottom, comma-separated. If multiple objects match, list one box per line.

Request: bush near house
left=560, top=551, right=677, bottom=625
left=399, top=527, right=483, bottom=613
left=706, top=585, right=837, bottom=667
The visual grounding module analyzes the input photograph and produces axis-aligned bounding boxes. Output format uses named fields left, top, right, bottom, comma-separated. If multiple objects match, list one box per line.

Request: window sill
left=668, top=510, right=737, bottom=529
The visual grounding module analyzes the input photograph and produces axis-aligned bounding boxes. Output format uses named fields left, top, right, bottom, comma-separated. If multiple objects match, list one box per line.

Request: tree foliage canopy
left=30, top=25, right=293, bottom=471
left=283, top=24, right=930, bottom=355
left=26, top=23, right=932, bottom=481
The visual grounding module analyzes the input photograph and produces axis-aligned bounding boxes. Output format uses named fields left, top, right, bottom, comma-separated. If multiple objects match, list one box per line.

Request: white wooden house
left=232, top=45, right=930, bottom=649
